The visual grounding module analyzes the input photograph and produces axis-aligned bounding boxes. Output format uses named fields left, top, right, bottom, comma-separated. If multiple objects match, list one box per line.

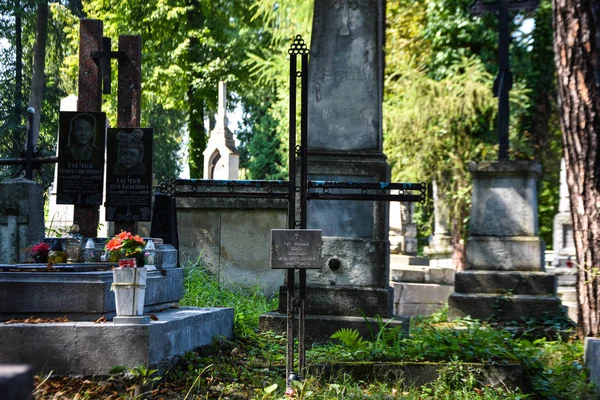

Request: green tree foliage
left=0, top=1, right=77, bottom=189
left=384, top=58, right=498, bottom=259
left=246, top=0, right=313, bottom=173
left=84, top=0, right=284, bottom=180
left=385, top=0, right=560, bottom=254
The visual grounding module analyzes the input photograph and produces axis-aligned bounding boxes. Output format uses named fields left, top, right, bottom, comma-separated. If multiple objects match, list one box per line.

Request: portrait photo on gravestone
left=105, top=128, right=153, bottom=222
left=56, top=111, right=106, bottom=205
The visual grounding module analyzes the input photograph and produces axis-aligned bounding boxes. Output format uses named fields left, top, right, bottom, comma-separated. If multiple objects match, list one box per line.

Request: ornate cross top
left=470, top=0, right=539, bottom=160
left=333, top=0, right=359, bottom=36
left=90, top=37, right=124, bottom=95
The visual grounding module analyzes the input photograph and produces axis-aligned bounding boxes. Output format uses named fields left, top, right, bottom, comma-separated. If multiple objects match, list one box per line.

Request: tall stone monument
left=448, top=161, right=561, bottom=320
left=203, top=82, right=239, bottom=180
left=304, top=0, right=394, bottom=318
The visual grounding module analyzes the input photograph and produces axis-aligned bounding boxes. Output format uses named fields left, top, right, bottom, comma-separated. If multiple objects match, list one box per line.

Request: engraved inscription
left=309, top=107, right=374, bottom=121
left=314, top=69, right=367, bottom=82
left=271, top=230, right=323, bottom=270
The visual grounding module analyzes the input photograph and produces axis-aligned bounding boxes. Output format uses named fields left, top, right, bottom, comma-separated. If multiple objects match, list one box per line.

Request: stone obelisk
left=303, top=0, right=394, bottom=319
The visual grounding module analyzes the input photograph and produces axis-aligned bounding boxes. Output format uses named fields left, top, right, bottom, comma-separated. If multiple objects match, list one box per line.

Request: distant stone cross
left=470, top=0, right=538, bottom=160
left=90, top=37, right=123, bottom=95
left=214, top=81, right=236, bottom=150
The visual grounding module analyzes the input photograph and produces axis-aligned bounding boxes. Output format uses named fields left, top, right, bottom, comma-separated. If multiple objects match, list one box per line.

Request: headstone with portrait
left=105, top=128, right=153, bottom=222
left=56, top=111, right=107, bottom=205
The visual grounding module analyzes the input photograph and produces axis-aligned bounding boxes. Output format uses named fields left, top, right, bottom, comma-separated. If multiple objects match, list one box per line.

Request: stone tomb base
left=0, top=265, right=182, bottom=321
left=259, top=312, right=409, bottom=343
left=0, top=307, right=233, bottom=376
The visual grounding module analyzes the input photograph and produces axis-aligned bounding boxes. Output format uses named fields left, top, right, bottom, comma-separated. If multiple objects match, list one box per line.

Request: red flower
left=31, top=242, right=50, bottom=254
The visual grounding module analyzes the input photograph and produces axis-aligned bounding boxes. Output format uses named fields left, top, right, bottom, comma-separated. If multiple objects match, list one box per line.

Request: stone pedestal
left=448, top=161, right=561, bottom=321
left=0, top=178, right=45, bottom=263
left=423, top=180, right=453, bottom=269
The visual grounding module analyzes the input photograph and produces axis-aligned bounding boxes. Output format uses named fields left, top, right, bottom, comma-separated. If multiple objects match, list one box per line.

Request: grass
left=33, top=261, right=596, bottom=399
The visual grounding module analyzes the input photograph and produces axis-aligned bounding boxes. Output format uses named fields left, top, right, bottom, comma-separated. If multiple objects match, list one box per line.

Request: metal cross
left=470, top=0, right=539, bottom=160
left=91, top=37, right=124, bottom=95
left=0, top=108, right=58, bottom=179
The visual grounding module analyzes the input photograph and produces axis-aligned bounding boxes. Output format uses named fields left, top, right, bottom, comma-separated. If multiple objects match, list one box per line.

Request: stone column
left=423, top=180, right=453, bottom=269
left=448, top=161, right=560, bottom=321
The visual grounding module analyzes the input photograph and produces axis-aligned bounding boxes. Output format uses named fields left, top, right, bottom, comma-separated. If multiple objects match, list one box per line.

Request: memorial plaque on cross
left=469, top=0, right=539, bottom=160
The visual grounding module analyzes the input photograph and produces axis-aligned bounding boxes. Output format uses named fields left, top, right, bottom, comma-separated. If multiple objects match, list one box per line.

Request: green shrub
left=179, top=260, right=278, bottom=338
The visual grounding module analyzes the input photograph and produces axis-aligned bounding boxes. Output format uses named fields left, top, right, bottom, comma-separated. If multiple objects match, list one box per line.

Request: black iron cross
left=470, top=0, right=538, bottom=160
left=154, top=35, right=426, bottom=391
left=91, top=37, right=124, bottom=95
left=0, top=108, right=58, bottom=179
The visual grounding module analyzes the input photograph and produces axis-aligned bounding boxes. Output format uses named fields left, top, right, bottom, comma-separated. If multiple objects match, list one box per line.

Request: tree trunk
left=27, top=1, right=49, bottom=152
left=186, top=0, right=207, bottom=178
left=188, top=86, right=206, bottom=178
left=14, top=0, right=23, bottom=133
left=553, top=0, right=600, bottom=337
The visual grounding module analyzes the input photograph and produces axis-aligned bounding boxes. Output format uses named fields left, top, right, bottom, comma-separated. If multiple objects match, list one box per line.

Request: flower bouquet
left=30, top=242, right=50, bottom=263
left=105, top=231, right=146, bottom=268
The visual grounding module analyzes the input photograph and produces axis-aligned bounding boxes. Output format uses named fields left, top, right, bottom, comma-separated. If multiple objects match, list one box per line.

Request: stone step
left=390, top=266, right=454, bottom=285
left=558, top=287, right=577, bottom=303
left=448, top=293, right=562, bottom=321
left=391, top=282, right=454, bottom=317
left=454, top=271, right=557, bottom=296
left=0, top=307, right=233, bottom=376
left=392, top=282, right=454, bottom=305
left=390, top=255, right=429, bottom=267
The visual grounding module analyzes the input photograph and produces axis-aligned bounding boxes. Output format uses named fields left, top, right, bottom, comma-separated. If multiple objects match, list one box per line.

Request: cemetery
left=0, top=0, right=599, bottom=399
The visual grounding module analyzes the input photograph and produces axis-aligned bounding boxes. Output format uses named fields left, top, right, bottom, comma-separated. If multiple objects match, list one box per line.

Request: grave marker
left=271, top=229, right=322, bottom=270
left=56, top=111, right=106, bottom=205
left=105, top=128, right=153, bottom=222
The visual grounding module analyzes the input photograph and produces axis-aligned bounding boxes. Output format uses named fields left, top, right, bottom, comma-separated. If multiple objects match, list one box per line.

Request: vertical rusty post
left=286, top=41, right=298, bottom=390
left=114, top=35, right=143, bottom=234
left=117, top=35, right=142, bottom=128
left=298, top=46, right=309, bottom=377
left=75, top=19, right=103, bottom=238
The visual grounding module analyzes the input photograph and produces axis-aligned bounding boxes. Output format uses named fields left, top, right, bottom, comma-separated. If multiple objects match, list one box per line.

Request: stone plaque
left=271, top=229, right=323, bottom=269
left=57, top=112, right=106, bottom=205
left=307, top=0, right=382, bottom=151
left=307, top=175, right=374, bottom=238
left=105, top=128, right=153, bottom=222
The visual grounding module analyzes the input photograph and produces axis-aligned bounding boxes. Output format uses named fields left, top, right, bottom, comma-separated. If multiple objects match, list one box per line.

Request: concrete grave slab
left=0, top=307, right=233, bottom=376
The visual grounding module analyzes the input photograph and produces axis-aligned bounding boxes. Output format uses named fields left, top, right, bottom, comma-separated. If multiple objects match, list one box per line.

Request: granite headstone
left=56, top=111, right=106, bottom=206
left=105, top=128, right=153, bottom=222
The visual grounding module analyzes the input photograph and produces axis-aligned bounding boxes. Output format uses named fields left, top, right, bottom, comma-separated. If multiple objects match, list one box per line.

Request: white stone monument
left=552, top=158, right=575, bottom=266
left=203, top=82, right=239, bottom=180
